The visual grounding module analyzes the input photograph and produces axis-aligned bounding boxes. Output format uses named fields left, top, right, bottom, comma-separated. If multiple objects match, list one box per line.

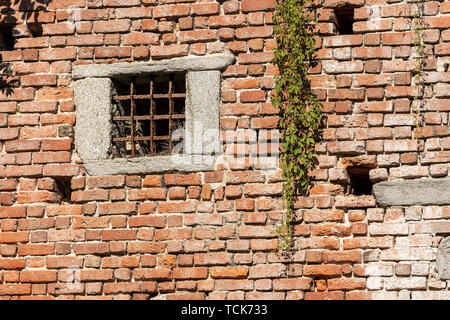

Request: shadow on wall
left=0, top=0, right=51, bottom=95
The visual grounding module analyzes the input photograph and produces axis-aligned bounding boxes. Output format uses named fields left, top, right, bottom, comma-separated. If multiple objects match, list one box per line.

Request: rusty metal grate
left=111, top=74, right=186, bottom=158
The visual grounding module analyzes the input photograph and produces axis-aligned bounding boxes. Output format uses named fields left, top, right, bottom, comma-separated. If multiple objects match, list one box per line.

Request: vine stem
left=272, top=0, right=322, bottom=254
left=412, top=0, right=427, bottom=139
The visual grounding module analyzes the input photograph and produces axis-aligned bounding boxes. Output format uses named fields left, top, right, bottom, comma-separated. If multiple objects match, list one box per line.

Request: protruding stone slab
left=72, top=53, right=235, bottom=80
left=373, top=178, right=450, bottom=207
left=436, top=237, right=450, bottom=280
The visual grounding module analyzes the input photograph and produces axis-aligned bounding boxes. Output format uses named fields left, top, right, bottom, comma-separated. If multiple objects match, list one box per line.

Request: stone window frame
left=72, top=53, right=235, bottom=176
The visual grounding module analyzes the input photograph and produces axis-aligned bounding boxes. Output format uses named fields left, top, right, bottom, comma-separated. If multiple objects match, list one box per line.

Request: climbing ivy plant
left=272, top=0, right=323, bottom=253
left=412, top=0, right=427, bottom=138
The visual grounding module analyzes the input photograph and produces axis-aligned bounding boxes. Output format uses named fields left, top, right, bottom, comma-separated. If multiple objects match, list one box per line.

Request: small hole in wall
left=334, top=7, right=355, bottom=35
left=28, top=23, right=43, bottom=38
left=445, top=63, right=449, bottom=73
left=55, top=179, right=71, bottom=202
left=0, top=25, right=14, bottom=51
left=348, top=166, right=373, bottom=195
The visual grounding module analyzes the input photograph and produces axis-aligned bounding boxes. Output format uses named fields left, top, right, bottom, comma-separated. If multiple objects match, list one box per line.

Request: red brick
left=32, top=152, right=71, bottom=164
left=17, top=191, right=59, bottom=204
left=155, top=228, right=192, bottom=241
left=0, top=258, right=25, bottom=270
left=80, top=270, right=113, bottom=281
left=192, top=3, right=220, bottom=15
left=102, top=230, right=136, bottom=241
left=173, top=267, right=208, bottom=279
left=164, top=173, right=201, bottom=186
left=311, top=224, right=351, bottom=237
left=0, top=284, right=31, bottom=295
left=15, top=38, right=49, bottom=49
left=87, top=176, right=125, bottom=189
left=0, top=206, right=26, bottom=218
left=194, top=252, right=231, bottom=266
left=115, top=6, right=151, bottom=18
left=241, top=0, right=276, bottom=12
left=238, top=225, right=276, bottom=238
left=36, top=87, right=73, bottom=101
left=133, top=268, right=172, bottom=281
left=238, top=52, right=274, bottom=65
left=209, top=15, right=247, bottom=28
left=94, top=46, right=132, bottom=58
left=129, top=216, right=166, bottom=228
left=99, top=202, right=136, bottom=216
left=215, top=280, right=253, bottom=291
left=127, top=242, right=166, bottom=254
left=305, top=292, right=345, bottom=300
left=66, top=34, right=104, bottom=46
left=423, top=16, right=450, bottom=29
left=327, top=278, right=366, bottom=291
left=179, top=29, right=217, bottom=43
left=150, top=44, right=189, bottom=58
left=72, top=190, right=109, bottom=202
left=18, top=218, right=54, bottom=230
left=74, top=243, right=109, bottom=255
left=92, top=20, right=131, bottom=33
left=40, top=140, right=71, bottom=152
left=273, top=278, right=312, bottom=290
left=236, top=26, right=273, bottom=39
left=153, top=5, right=190, bottom=18
left=210, top=266, right=249, bottom=279
left=39, top=48, right=77, bottom=61
left=46, top=256, right=83, bottom=269
left=249, top=264, right=285, bottom=278
left=18, top=244, right=54, bottom=256
left=157, top=202, right=196, bottom=213
left=0, top=127, right=19, bottom=140
left=20, top=270, right=56, bottom=283
left=5, top=140, right=41, bottom=152
left=166, top=292, right=205, bottom=300
left=129, top=188, right=166, bottom=200
left=122, top=32, right=159, bottom=45
left=239, top=90, right=266, bottom=103
left=304, top=265, right=342, bottom=277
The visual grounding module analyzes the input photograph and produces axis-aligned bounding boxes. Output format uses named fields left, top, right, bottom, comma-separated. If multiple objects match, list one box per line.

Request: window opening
left=348, top=166, right=373, bottom=195
left=0, top=25, right=14, bottom=51
left=111, top=73, right=186, bottom=158
left=334, top=7, right=355, bottom=35
left=28, top=23, right=43, bottom=38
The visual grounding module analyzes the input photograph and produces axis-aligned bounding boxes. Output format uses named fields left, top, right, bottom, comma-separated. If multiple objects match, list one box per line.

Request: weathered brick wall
left=0, top=0, right=450, bottom=300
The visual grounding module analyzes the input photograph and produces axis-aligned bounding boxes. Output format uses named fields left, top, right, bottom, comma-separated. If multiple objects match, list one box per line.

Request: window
left=28, top=23, right=43, bottom=38
left=348, top=166, right=373, bottom=195
left=334, top=7, right=355, bottom=35
left=0, top=25, right=14, bottom=51
left=73, top=53, right=235, bottom=176
left=111, top=74, right=186, bottom=158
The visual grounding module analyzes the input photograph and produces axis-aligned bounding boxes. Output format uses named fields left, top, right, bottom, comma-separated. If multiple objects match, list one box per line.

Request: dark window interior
left=334, top=7, right=355, bottom=35
left=111, top=73, right=186, bottom=158
left=0, top=25, right=14, bottom=51
left=28, top=23, right=43, bottom=38
left=348, top=166, right=373, bottom=195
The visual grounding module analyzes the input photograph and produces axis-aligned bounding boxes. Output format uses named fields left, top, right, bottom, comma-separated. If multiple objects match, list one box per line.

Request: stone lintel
left=72, top=53, right=236, bottom=80
left=373, top=178, right=450, bottom=207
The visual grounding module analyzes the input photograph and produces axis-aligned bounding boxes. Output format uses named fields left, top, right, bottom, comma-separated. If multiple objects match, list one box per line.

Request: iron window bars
left=111, top=74, right=186, bottom=158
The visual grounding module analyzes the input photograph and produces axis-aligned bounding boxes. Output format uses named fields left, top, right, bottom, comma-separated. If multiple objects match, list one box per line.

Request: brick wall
left=0, top=0, right=450, bottom=300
